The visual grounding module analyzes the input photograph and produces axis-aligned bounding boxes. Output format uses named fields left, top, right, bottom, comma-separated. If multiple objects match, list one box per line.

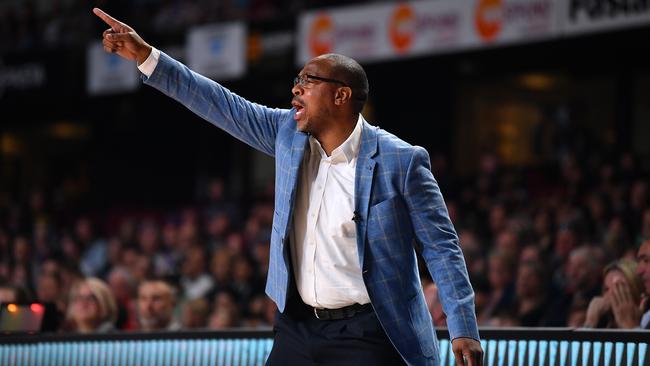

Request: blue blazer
left=144, top=52, right=480, bottom=365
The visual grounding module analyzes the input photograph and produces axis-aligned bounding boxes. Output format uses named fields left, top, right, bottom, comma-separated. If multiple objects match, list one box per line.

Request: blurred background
left=1, top=0, right=649, bottom=333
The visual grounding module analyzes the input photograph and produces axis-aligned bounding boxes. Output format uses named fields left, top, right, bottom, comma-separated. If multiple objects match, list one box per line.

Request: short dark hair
left=139, top=277, right=178, bottom=299
left=318, top=53, right=369, bottom=113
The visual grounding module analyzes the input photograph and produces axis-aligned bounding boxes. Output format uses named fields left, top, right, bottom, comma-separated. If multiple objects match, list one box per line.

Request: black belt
left=312, top=303, right=373, bottom=320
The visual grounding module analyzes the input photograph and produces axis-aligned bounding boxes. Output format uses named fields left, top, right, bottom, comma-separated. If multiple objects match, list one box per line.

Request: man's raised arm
left=93, top=8, right=152, bottom=65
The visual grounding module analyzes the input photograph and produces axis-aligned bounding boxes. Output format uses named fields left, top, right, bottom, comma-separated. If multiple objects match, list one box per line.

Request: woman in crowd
left=584, top=258, right=643, bottom=328
left=62, top=277, right=118, bottom=333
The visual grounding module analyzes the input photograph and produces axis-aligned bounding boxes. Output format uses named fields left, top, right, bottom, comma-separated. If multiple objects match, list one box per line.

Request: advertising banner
left=0, top=58, right=46, bottom=100
left=186, top=22, right=247, bottom=80
left=465, top=0, right=558, bottom=46
left=86, top=41, right=140, bottom=96
left=296, top=0, right=560, bottom=65
left=296, top=1, right=466, bottom=64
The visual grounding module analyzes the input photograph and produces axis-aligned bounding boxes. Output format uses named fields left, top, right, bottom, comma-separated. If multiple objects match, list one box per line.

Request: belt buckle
left=313, top=307, right=321, bottom=319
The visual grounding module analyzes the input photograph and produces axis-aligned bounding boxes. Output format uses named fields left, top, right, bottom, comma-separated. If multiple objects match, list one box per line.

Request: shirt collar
left=309, top=115, right=363, bottom=163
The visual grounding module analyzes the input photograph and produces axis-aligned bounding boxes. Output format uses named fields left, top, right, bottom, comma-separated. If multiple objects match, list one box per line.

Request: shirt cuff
left=137, top=47, right=161, bottom=78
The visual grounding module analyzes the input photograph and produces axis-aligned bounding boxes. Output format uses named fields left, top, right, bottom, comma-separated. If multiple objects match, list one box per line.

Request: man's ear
left=334, top=86, right=352, bottom=106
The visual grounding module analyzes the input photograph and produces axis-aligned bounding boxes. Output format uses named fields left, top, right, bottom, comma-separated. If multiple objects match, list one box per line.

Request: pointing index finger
left=93, top=8, right=120, bottom=29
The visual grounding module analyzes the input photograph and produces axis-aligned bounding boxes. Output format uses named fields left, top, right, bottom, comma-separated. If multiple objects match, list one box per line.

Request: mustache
left=292, top=96, right=305, bottom=106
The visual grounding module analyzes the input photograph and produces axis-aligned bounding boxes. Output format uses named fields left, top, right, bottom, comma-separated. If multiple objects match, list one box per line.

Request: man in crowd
left=137, top=279, right=181, bottom=331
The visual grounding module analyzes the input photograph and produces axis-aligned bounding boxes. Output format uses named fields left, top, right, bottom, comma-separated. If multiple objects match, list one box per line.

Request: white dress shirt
left=137, top=47, right=160, bottom=77
left=138, top=49, right=370, bottom=308
left=290, top=116, right=370, bottom=309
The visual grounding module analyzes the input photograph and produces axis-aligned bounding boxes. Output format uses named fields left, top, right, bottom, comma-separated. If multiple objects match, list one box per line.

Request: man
left=93, top=8, right=482, bottom=365
left=137, top=279, right=181, bottom=331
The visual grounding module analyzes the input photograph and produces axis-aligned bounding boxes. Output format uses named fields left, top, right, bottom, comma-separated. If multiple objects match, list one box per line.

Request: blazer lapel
left=355, top=119, right=378, bottom=267
left=285, top=131, right=309, bottom=235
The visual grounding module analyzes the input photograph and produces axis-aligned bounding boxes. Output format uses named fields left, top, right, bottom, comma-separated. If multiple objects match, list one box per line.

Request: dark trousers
left=265, top=296, right=405, bottom=366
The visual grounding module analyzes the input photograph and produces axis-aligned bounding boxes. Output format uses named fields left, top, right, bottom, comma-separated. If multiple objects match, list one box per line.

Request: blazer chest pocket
left=367, top=195, right=409, bottom=241
left=368, top=194, right=400, bottom=219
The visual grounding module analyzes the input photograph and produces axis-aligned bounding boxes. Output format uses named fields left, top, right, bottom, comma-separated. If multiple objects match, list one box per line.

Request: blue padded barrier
left=0, top=327, right=648, bottom=366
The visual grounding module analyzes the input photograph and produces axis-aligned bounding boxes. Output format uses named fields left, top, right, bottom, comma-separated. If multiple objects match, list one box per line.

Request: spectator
left=0, top=282, right=32, bottom=304
left=566, top=300, right=588, bottom=327
left=76, top=216, right=109, bottom=277
left=494, top=228, right=520, bottom=260
left=8, top=235, right=34, bottom=292
left=479, top=249, right=516, bottom=324
left=251, top=240, right=271, bottom=280
left=470, top=275, right=490, bottom=319
left=486, top=309, right=520, bottom=327
left=63, top=277, right=117, bottom=333
left=36, top=271, right=65, bottom=311
left=208, top=307, right=239, bottom=329
left=423, top=281, right=446, bottom=327
left=514, top=261, right=550, bottom=326
left=230, top=254, right=262, bottom=310
left=60, top=232, right=83, bottom=268
left=180, top=298, right=210, bottom=329
left=532, top=208, right=555, bottom=252
left=242, top=293, right=272, bottom=327
left=137, top=278, right=181, bottom=331
left=202, top=177, right=240, bottom=225
left=583, top=258, right=643, bottom=328
left=35, top=271, right=65, bottom=330
left=179, top=245, right=214, bottom=301
left=209, top=246, right=235, bottom=295
left=546, top=245, right=602, bottom=326
left=205, top=211, right=231, bottom=251
left=106, top=266, right=139, bottom=330
left=159, top=218, right=182, bottom=277
left=208, top=289, right=240, bottom=329
left=519, top=243, right=544, bottom=264
left=57, top=259, right=84, bottom=303
left=137, top=219, right=173, bottom=278
left=105, top=237, right=125, bottom=272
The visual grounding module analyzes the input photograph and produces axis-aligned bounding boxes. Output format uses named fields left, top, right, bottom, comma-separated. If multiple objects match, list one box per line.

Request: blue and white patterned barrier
left=1, top=328, right=648, bottom=366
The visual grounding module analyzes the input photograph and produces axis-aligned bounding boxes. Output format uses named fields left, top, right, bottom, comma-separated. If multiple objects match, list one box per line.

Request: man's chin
left=296, top=120, right=310, bottom=133
left=139, top=317, right=164, bottom=329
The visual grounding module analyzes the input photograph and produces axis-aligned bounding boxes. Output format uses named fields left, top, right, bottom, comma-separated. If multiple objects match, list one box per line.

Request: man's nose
left=292, top=84, right=302, bottom=96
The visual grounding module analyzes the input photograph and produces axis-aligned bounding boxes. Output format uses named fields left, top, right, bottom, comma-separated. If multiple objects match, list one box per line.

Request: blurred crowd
left=1, top=145, right=649, bottom=334
left=1, top=177, right=279, bottom=332
left=422, top=148, right=650, bottom=329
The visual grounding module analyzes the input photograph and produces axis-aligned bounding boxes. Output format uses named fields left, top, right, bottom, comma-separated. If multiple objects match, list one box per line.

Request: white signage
left=464, top=0, right=558, bottom=46
left=0, top=59, right=46, bottom=99
left=86, top=42, right=140, bottom=96
left=187, top=22, right=246, bottom=80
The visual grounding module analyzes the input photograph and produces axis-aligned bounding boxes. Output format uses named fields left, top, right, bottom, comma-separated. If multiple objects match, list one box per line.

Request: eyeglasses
left=73, top=294, right=97, bottom=303
left=293, top=74, right=348, bottom=88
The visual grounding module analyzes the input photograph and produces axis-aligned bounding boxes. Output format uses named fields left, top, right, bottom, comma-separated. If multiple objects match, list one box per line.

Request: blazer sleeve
left=403, top=146, right=480, bottom=341
left=142, top=51, right=292, bottom=157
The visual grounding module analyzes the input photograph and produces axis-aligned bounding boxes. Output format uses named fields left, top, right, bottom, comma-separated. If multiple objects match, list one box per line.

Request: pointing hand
left=93, top=8, right=152, bottom=65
